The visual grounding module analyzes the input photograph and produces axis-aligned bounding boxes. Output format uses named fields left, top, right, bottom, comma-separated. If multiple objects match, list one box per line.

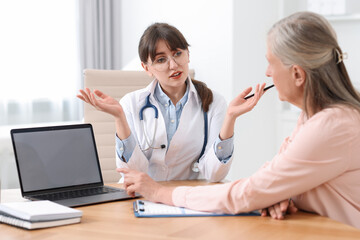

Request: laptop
left=11, top=123, right=137, bottom=207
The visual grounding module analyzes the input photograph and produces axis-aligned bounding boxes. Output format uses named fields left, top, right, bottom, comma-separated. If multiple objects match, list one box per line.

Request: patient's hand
left=260, top=199, right=298, bottom=220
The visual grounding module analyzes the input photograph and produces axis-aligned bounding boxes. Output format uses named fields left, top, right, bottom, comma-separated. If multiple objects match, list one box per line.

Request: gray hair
left=268, top=11, right=360, bottom=115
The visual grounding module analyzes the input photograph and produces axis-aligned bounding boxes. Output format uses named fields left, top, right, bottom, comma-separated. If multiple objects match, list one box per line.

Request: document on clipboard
left=133, top=200, right=260, bottom=217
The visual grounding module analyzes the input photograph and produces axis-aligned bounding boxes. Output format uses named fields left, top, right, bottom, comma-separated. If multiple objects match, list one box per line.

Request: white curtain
left=79, top=0, right=122, bottom=72
left=0, top=0, right=123, bottom=127
left=0, top=0, right=81, bottom=127
left=0, top=0, right=123, bottom=189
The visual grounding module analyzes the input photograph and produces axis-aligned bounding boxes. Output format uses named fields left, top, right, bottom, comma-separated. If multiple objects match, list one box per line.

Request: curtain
left=79, top=0, right=122, bottom=72
left=0, top=0, right=81, bottom=126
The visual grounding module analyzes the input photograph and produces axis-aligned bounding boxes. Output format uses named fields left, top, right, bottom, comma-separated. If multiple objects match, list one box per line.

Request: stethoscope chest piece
left=191, top=161, right=200, bottom=173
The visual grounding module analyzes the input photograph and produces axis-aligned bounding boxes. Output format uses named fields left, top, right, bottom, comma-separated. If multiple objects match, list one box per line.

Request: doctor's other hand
left=77, top=88, right=124, bottom=118
left=260, top=199, right=298, bottom=220
left=117, top=168, right=174, bottom=205
left=227, top=83, right=266, bottom=118
left=219, top=83, right=266, bottom=140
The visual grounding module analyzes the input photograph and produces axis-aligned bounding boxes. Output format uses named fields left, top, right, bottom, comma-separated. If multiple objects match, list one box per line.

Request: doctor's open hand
left=117, top=168, right=174, bottom=205
left=77, top=88, right=131, bottom=140
left=220, top=83, right=266, bottom=140
left=77, top=88, right=125, bottom=118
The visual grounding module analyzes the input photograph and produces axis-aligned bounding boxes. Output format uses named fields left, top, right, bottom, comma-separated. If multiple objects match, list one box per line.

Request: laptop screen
left=11, top=124, right=103, bottom=193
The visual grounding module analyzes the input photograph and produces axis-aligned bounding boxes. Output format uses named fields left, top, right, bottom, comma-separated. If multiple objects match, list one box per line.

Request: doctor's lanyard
left=139, top=94, right=208, bottom=173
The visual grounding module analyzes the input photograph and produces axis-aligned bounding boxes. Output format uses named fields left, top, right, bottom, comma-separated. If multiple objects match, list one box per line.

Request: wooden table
left=1, top=180, right=360, bottom=240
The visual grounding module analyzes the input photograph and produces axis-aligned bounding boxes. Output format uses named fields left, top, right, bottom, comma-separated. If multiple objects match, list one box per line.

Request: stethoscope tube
left=191, top=112, right=208, bottom=173
left=139, top=95, right=158, bottom=120
left=139, top=95, right=159, bottom=151
left=140, top=94, right=208, bottom=172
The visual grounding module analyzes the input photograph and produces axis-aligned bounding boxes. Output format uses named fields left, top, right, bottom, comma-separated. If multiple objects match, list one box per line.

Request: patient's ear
left=141, top=62, right=153, bottom=77
left=292, top=65, right=306, bottom=87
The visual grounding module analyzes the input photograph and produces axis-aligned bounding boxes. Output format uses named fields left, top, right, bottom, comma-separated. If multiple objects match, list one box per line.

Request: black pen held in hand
left=244, top=84, right=275, bottom=100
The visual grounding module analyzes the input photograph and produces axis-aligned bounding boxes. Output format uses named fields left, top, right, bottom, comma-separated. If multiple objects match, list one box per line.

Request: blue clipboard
left=133, top=200, right=260, bottom=218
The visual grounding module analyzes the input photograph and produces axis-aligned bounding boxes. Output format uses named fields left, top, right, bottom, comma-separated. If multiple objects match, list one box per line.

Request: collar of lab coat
left=138, top=75, right=201, bottom=107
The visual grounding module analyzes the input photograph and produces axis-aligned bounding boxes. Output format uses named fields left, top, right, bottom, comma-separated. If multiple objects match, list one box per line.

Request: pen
left=244, top=84, right=275, bottom=100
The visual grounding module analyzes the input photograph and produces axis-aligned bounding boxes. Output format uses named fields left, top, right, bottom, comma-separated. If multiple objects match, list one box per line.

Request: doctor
left=78, top=23, right=265, bottom=182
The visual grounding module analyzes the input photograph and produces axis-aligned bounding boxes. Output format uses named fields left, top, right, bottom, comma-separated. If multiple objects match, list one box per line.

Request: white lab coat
left=116, top=78, right=233, bottom=182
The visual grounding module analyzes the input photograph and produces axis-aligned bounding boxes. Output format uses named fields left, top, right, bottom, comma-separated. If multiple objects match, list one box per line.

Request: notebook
left=10, top=123, right=136, bottom=207
left=0, top=200, right=82, bottom=229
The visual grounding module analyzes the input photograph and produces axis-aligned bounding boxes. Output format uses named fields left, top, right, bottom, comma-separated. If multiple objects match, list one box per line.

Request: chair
left=83, top=69, right=195, bottom=183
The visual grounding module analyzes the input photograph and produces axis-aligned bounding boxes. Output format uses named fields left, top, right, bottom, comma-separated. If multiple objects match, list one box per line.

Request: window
left=0, top=0, right=81, bottom=127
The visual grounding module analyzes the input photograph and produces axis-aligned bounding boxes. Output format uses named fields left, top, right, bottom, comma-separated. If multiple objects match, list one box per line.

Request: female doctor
left=78, top=23, right=265, bottom=182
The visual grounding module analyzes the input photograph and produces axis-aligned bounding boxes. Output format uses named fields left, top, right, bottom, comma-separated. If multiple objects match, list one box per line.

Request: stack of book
left=0, top=200, right=82, bottom=230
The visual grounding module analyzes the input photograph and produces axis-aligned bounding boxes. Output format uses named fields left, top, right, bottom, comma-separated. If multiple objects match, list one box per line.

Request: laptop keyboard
left=32, top=186, right=124, bottom=201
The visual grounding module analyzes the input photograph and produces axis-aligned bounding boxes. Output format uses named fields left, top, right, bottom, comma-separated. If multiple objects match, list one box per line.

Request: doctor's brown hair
left=138, top=22, right=213, bottom=112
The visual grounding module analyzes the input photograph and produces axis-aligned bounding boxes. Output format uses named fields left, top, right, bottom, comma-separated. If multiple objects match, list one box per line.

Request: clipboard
left=133, top=200, right=260, bottom=218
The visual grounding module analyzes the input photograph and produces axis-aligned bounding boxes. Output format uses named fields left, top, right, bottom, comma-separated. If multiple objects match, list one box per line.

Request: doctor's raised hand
left=77, top=88, right=131, bottom=140
left=220, top=84, right=266, bottom=140
left=77, top=88, right=122, bottom=117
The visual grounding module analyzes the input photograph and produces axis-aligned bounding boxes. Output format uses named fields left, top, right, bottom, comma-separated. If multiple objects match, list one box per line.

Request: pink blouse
left=172, top=106, right=360, bottom=228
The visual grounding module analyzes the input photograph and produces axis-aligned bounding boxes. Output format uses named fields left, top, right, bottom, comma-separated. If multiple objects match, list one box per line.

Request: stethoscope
left=139, top=94, right=208, bottom=172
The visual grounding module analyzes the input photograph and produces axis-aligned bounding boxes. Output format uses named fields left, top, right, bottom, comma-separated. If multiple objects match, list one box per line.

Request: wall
left=227, top=0, right=280, bottom=180
left=119, top=0, right=234, bottom=102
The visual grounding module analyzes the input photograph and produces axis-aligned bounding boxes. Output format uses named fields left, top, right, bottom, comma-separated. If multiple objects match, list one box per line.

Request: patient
left=118, top=11, right=360, bottom=229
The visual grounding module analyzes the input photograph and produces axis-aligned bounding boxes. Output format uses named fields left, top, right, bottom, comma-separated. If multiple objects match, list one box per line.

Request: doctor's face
left=142, top=40, right=189, bottom=92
